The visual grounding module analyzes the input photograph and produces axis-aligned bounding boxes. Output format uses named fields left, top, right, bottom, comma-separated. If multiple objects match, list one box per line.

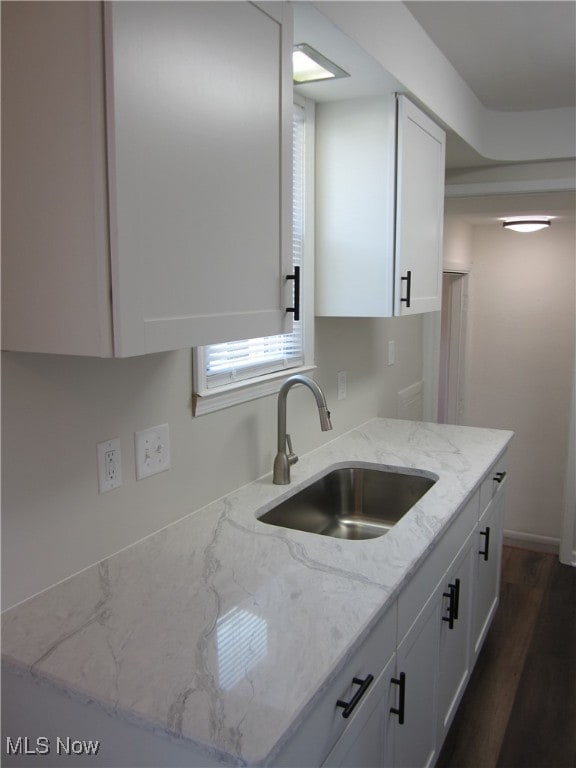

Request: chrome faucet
left=273, top=374, right=332, bottom=484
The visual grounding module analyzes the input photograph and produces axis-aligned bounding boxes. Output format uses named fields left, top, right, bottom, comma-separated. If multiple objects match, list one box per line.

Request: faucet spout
left=273, top=374, right=332, bottom=485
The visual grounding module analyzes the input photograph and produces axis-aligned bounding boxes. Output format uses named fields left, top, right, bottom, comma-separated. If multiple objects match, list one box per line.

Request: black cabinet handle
left=390, top=672, right=406, bottom=724
left=479, top=526, right=491, bottom=561
left=453, top=577, right=461, bottom=620
left=286, top=266, right=300, bottom=322
left=494, top=471, right=507, bottom=484
left=336, top=674, right=374, bottom=719
left=400, top=270, right=412, bottom=308
left=442, top=578, right=460, bottom=629
left=443, top=586, right=455, bottom=629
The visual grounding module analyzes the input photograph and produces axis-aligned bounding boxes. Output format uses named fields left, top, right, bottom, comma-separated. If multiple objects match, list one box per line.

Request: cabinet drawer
left=479, top=453, right=508, bottom=515
left=321, top=655, right=395, bottom=767
left=274, top=603, right=397, bottom=768
left=397, top=490, right=478, bottom=643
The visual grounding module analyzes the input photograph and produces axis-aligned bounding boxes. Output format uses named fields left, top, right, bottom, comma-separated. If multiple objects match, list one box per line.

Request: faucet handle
left=286, top=434, right=298, bottom=466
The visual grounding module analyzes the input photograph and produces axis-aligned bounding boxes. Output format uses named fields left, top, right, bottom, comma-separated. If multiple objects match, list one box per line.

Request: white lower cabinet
left=289, top=452, right=508, bottom=768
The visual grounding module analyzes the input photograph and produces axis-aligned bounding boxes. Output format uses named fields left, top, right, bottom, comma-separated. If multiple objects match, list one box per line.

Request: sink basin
left=258, top=464, right=437, bottom=540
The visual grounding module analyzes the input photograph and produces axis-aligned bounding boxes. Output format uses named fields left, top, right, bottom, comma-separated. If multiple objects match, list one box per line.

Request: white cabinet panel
left=106, top=1, right=293, bottom=355
left=437, top=538, right=474, bottom=740
left=394, top=97, right=446, bottom=315
left=2, top=1, right=293, bottom=357
left=393, top=593, right=440, bottom=768
left=315, top=96, right=396, bottom=317
left=472, top=485, right=505, bottom=660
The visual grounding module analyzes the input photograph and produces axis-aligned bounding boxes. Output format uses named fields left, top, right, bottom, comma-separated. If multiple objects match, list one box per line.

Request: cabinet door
left=437, top=539, right=474, bottom=741
left=106, top=1, right=293, bottom=355
left=393, top=594, right=439, bottom=768
left=395, top=95, right=445, bottom=315
left=472, top=488, right=505, bottom=660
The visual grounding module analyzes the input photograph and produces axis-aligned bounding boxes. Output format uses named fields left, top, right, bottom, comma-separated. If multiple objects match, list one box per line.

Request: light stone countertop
left=2, top=418, right=513, bottom=766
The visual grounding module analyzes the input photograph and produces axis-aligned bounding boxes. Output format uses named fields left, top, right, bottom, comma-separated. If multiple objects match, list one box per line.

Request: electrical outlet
left=135, top=424, right=171, bottom=480
left=388, top=340, right=396, bottom=366
left=97, top=438, right=122, bottom=493
left=337, top=370, right=347, bottom=401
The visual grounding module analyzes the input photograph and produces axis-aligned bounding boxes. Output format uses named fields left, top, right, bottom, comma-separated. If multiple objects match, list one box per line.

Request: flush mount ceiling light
left=502, top=217, right=552, bottom=233
left=293, top=43, right=349, bottom=84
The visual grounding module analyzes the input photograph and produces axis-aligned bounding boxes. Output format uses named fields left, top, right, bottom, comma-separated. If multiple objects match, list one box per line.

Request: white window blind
left=201, top=106, right=306, bottom=389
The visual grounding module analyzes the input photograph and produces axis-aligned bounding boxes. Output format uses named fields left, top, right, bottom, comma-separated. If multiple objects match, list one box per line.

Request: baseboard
left=503, top=529, right=560, bottom=556
left=563, top=549, right=576, bottom=567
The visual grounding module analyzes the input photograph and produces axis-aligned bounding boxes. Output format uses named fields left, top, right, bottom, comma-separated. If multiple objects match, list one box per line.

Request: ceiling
left=410, top=1, right=576, bottom=219
left=404, top=1, right=576, bottom=168
left=404, top=1, right=576, bottom=113
left=444, top=190, right=576, bottom=222
left=294, top=2, right=576, bottom=169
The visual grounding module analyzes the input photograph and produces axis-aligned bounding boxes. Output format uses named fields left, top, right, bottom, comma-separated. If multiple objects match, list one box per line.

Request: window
left=193, top=99, right=314, bottom=415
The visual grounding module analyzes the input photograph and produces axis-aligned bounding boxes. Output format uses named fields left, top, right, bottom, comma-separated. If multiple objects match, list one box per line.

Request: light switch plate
left=135, top=424, right=171, bottom=480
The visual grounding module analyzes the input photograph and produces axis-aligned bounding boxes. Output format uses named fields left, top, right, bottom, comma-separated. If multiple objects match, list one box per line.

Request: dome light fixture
left=502, top=217, right=552, bottom=233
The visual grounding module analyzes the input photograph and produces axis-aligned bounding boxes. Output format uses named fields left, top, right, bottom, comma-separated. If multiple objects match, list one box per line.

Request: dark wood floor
left=437, top=546, right=576, bottom=768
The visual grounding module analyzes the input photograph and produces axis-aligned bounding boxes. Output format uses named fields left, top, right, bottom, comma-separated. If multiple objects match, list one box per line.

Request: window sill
left=192, top=364, right=317, bottom=416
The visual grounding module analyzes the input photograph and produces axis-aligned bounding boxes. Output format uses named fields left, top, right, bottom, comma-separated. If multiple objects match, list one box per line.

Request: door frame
left=560, top=354, right=576, bottom=566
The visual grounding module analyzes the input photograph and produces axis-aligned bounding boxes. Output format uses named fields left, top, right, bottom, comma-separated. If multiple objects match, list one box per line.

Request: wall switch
left=337, top=370, right=347, bottom=401
left=388, top=340, right=396, bottom=366
left=135, top=424, right=171, bottom=480
left=97, top=438, right=122, bottom=493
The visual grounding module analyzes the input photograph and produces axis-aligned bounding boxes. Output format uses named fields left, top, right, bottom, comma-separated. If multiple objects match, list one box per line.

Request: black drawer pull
left=400, top=270, right=412, bottom=308
left=494, top=471, right=507, bottom=484
left=286, top=266, right=300, bottom=322
left=336, top=674, right=374, bottom=719
left=479, top=526, right=491, bottom=561
left=453, top=577, right=461, bottom=620
left=390, top=671, right=406, bottom=725
left=442, top=578, right=461, bottom=629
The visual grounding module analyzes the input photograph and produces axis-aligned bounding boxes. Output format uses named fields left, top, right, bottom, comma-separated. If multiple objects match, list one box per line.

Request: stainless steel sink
left=258, top=465, right=437, bottom=540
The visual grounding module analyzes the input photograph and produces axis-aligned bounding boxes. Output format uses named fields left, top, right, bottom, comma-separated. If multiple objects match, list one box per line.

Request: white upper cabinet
left=315, top=94, right=445, bottom=318
left=1, top=1, right=293, bottom=357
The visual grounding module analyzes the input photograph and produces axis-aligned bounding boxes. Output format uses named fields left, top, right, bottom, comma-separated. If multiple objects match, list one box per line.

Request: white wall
left=463, top=219, right=575, bottom=543
left=443, top=216, right=473, bottom=272
left=1, top=316, right=423, bottom=608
